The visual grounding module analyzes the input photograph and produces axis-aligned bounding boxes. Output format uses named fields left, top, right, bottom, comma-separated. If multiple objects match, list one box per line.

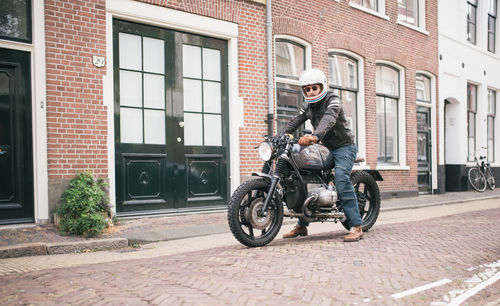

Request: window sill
left=349, top=3, right=389, bottom=21
left=376, top=165, right=410, bottom=171
left=396, top=20, right=429, bottom=35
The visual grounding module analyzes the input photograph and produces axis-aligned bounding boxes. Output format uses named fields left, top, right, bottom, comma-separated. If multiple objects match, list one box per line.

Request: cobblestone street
left=0, top=203, right=499, bottom=305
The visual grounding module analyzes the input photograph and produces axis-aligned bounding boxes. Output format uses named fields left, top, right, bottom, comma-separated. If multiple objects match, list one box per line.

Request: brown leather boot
left=343, top=225, right=363, bottom=242
left=283, top=224, right=308, bottom=238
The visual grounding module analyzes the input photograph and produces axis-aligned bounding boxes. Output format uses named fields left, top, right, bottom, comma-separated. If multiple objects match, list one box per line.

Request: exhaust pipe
left=285, top=210, right=346, bottom=221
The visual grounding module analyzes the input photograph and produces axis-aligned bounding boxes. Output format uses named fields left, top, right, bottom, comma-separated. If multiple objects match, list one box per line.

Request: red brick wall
left=45, top=0, right=108, bottom=179
left=45, top=0, right=438, bottom=195
left=270, top=0, right=439, bottom=192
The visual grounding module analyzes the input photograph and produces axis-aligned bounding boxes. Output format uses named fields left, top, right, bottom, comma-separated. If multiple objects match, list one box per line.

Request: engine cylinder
left=309, top=186, right=337, bottom=206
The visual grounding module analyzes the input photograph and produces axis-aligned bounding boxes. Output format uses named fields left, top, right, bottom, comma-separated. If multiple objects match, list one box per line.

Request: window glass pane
left=468, top=137, right=475, bottom=161
left=329, top=54, right=358, bottom=90
left=468, top=112, right=475, bottom=137
left=489, top=0, right=497, bottom=15
left=204, top=114, right=222, bottom=146
left=276, top=41, right=304, bottom=79
left=120, top=108, right=143, bottom=143
left=184, top=113, right=203, bottom=146
left=203, top=81, right=221, bottom=114
left=119, top=70, right=142, bottom=107
left=341, top=90, right=357, bottom=140
left=183, top=45, right=201, bottom=79
left=488, top=90, right=496, bottom=115
left=203, top=48, right=221, bottom=81
left=119, top=33, right=142, bottom=70
left=488, top=139, right=494, bottom=162
left=353, top=0, right=378, bottom=10
left=416, top=74, right=431, bottom=102
left=468, top=84, right=477, bottom=112
left=276, top=84, right=302, bottom=136
left=144, top=110, right=165, bottom=144
left=489, top=15, right=496, bottom=31
left=183, top=79, right=202, bottom=112
left=488, top=32, right=496, bottom=52
left=144, top=74, right=165, bottom=109
left=0, top=0, right=30, bottom=41
left=143, top=37, right=165, bottom=74
left=376, top=96, right=386, bottom=161
left=386, top=98, right=398, bottom=163
left=328, top=56, right=340, bottom=86
left=488, top=117, right=494, bottom=138
left=376, top=65, right=399, bottom=96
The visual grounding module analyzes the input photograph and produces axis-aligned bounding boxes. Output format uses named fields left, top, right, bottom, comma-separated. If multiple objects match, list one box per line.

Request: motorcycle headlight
left=258, top=142, right=274, bottom=161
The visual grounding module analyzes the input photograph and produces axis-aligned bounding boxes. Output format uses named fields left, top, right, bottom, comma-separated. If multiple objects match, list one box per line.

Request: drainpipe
left=266, top=0, right=274, bottom=136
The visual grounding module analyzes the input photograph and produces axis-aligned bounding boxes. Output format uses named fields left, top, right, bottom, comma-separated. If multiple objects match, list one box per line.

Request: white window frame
left=328, top=49, right=368, bottom=170
left=106, top=0, right=240, bottom=204
left=487, top=87, right=498, bottom=165
left=375, top=61, right=408, bottom=170
left=397, top=0, right=429, bottom=35
left=416, top=71, right=437, bottom=191
left=350, top=0, right=389, bottom=21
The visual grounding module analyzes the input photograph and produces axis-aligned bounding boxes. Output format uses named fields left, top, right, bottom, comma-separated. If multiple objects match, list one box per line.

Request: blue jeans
left=298, top=144, right=363, bottom=228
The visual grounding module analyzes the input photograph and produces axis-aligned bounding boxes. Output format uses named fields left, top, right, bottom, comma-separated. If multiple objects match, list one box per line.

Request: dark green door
left=417, top=106, right=431, bottom=194
left=114, top=20, right=229, bottom=215
left=0, top=48, right=34, bottom=224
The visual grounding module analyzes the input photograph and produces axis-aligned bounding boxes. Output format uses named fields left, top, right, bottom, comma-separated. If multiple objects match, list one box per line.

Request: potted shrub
left=56, top=171, right=111, bottom=238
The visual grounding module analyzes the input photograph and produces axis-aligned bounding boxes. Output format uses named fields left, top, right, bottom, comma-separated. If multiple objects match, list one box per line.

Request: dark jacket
left=284, top=91, right=354, bottom=151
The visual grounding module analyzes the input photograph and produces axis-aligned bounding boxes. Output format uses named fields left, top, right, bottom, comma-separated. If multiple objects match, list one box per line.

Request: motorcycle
left=228, top=132, right=382, bottom=247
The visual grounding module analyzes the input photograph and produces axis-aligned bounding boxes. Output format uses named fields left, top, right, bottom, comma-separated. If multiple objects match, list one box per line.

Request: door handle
left=178, top=121, right=184, bottom=128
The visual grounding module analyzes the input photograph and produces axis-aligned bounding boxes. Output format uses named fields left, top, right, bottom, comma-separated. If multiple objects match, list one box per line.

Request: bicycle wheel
left=468, top=167, right=487, bottom=192
left=485, top=167, right=496, bottom=190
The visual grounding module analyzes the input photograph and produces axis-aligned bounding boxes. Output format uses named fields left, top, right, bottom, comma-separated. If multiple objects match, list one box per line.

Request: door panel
left=0, top=48, right=33, bottom=224
left=114, top=20, right=174, bottom=214
left=173, top=32, right=229, bottom=209
left=114, top=20, right=229, bottom=214
left=417, top=106, right=431, bottom=194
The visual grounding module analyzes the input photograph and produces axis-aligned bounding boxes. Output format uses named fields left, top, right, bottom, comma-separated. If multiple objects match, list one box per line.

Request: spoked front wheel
left=485, top=167, right=496, bottom=190
left=227, top=178, right=283, bottom=247
left=468, top=167, right=487, bottom=192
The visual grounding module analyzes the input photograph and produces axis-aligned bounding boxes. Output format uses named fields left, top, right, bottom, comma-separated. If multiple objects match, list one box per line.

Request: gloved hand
left=298, top=135, right=318, bottom=146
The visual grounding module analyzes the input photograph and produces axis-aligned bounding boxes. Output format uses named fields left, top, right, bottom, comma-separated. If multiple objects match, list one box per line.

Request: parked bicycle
left=468, top=148, right=496, bottom=192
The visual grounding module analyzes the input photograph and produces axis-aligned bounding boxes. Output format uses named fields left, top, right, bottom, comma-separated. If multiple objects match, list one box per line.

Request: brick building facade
left=0, top=0, right=440, bottom=225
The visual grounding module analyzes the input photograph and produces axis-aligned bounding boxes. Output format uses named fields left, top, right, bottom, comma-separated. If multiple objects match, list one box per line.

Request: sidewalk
left=1, top=188, right=499, bottom=259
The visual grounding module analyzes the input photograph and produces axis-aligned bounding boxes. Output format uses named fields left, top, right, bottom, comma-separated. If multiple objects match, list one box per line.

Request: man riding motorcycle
left=282, top=68, right=364, bottom=242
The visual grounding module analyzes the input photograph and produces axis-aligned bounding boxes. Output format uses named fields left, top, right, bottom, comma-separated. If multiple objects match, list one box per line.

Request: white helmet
left=299, top=68, right=328, bottom=103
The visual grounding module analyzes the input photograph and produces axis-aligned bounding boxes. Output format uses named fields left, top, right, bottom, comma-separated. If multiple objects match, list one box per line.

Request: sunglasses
left=303, top=85, right=320, bottom=93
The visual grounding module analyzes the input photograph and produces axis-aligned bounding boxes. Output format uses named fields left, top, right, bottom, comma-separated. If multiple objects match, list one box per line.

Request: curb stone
left=0, top=238, right=128, bottom=259
left=46, top=238, right=128, bottom=255
left=0, top=243, right=48, bottom=258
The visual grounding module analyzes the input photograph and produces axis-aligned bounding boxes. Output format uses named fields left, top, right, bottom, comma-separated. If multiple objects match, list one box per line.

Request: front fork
left=260, top=176, right=280, bottom=216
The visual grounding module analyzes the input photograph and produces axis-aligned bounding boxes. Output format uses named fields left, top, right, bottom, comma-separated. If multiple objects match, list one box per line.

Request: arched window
left=376, top=64, right=400, bottom=164
left=275, top=39, right=305, bottom=136
left=328, top=52, right=359, bottom=146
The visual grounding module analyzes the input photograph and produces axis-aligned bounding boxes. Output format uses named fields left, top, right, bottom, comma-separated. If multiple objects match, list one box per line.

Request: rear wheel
left=227, top=178, right=283, bottom=247
left=485, top=167, right=496, bottom=190
left=342, top=171, right=381, bottom=232
left=468, top=167, right=487, bottom=192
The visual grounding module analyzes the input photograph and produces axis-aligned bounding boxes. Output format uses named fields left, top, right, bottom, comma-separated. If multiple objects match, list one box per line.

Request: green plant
left=56, top=171, right=110, bottom=237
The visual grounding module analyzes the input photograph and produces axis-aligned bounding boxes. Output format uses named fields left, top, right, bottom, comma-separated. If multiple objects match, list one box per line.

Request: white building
left=439, top=0, right=499, bottom=191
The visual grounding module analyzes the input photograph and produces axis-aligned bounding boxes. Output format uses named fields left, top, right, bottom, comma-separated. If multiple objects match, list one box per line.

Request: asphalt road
left=0, top=199, right=499, bottom=305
